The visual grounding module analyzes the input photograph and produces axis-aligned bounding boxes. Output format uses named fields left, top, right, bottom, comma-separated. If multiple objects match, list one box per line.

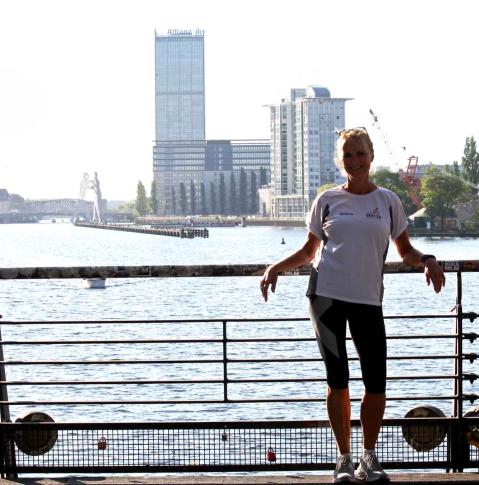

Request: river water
left=0, top=222, right=478, bottom=424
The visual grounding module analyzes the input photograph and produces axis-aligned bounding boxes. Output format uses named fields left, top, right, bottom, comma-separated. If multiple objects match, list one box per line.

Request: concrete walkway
left=3, top=474, right=479, bottom=485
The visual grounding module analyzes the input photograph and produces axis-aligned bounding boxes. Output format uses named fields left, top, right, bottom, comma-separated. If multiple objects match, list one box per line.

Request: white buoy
left=81, top=278, right=106, bottom=289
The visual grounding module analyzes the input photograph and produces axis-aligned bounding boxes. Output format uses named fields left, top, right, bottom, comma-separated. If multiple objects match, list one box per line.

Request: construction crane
left=369, top=109, right=422, bottom=209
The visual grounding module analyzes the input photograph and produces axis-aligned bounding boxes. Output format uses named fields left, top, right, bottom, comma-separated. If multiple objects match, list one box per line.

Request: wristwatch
left=420, top=254, right=436, bottom=264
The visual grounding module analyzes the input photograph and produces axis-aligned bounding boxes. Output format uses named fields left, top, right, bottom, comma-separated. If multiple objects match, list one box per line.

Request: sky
left=1, top=0, right=478, bottom=201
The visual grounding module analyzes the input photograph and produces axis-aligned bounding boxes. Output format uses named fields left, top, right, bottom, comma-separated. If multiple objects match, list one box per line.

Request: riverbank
left=136, top=215, right=304, bottom=227
left=135, top=215, right=479, bottom=235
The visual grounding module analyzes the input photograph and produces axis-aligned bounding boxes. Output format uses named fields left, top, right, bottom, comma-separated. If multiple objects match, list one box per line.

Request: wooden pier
left=74, top=221, right=209, bottom=238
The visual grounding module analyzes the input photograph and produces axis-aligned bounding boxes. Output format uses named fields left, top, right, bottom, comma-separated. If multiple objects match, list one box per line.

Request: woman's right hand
left=259, top=232, right=320, bottom=302
left=260, top=265, right=278, bottom=302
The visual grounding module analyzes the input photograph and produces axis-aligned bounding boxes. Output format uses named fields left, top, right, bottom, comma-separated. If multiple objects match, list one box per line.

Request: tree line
left=132, top=167, right=268, bottom=216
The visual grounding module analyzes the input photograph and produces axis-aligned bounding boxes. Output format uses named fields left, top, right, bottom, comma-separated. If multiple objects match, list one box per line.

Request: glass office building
left=153, top=140, right=269, bottom=215
left=155, top=30, right=205, bottom=141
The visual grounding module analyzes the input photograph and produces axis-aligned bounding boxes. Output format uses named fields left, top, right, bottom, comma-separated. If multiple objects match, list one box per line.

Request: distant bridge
left=23, top=198, right=93, bottom=216
left=8, top=198, right=134, bottom=222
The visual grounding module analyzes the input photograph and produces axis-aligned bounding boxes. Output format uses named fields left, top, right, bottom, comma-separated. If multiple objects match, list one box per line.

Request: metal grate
left=1, top=419, right=457, bottom=473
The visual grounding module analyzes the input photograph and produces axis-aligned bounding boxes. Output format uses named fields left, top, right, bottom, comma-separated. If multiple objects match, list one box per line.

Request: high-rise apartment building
left=154, top=29, right=205, bottom=141
left=153, top=30, right=270, bottom=216
left=268, top=89, right=306, bottom=198
left=268, top=86, right=350, bottom=217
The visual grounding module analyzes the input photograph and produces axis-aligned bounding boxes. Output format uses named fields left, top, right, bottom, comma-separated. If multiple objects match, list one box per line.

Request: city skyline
left=1, top=0, right=478, bottom=201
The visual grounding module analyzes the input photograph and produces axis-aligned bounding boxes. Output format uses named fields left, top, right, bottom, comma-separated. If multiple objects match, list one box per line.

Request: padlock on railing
left=97, top=436, right=107, bottom=450
left=266, top=447, right=276, bottom=462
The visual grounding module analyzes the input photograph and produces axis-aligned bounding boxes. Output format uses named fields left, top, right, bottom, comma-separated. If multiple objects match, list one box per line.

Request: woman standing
left=260, top=128, right=445, bottom=483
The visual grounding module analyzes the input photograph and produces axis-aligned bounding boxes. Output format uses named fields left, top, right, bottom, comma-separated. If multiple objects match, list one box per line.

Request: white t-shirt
left=306, top=186, right=408, bottom=306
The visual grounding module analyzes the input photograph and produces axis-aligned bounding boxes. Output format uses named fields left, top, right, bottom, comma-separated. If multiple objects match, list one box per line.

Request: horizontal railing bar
left=0, top=334, right=459, bottom=345
left=387, top=334, right=457, bottom=339
left=0, top=463, right=453, bottom=474
left=230, top=334, right=458, bottom=341
left=0, top=339, right=225, bottom=345
left=0, top=359, right=224, bottom=365
left=227, top=355, right=458, bottom=361
left=1, top=260, right=477, bottom=280
left=0, top=314, right=457, bottom=325
left=0, top=374, right=458, bottom=385
left=0, top=417, right=461, bottom=429
left=0, top=354, right=458, bottom=365
left=0, top=395, right=456, bottom=405
left=0, top=318, right=307, bottom=325
left=1, top=379, right=224, bottom=385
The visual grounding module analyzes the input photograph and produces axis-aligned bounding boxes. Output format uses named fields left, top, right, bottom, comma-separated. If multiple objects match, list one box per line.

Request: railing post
left=222, top=320, right=228, bottom=402
left=0, top=324, right=11, bottom=423
left=454, top=271, right=463, bottom=419
left=0, top=320, right=17, bottom=478
left=452, top=271, right=467, bottom=472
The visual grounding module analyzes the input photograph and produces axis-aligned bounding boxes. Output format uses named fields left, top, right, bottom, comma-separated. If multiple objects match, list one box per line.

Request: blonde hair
left=335, top=128, right=374, bottom=170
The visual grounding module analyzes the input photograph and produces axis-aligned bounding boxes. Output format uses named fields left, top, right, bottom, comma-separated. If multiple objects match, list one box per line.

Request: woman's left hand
left=424, top=259, right=445, bottom=293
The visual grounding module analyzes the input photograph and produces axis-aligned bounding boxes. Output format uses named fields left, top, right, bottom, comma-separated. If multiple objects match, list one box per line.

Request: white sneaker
left=333, top=453, right=356, bottom=483
left=354, top=452, right=388, bottom=482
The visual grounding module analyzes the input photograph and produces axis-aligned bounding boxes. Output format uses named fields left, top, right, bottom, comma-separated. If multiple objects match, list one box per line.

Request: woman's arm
left=260, top=231, right=320, bottom=302
left=393, top=229, right=445, bottom=293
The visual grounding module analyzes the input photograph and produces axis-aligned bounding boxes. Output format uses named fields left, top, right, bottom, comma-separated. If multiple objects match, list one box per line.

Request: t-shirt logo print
left=366, top=208, right=381, bottom=219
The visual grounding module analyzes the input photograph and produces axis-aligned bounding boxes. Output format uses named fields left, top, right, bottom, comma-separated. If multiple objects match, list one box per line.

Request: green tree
left=250, top=171, right=258, bottom=213
left=219, top=173, right=226, bottom=214
left=462, top=136, right=479, bottom=185
left=230, top=172, right=237, bottom=214
left=118, top=201, right=135, bottom=212
left=190, top=180, right=196, bottom=215
left=179, top=183, right=187, bottom=215
left=259, top=167, right=268, bottom=186
left=150, top=180, right=158, bottom=215
left=370, top=168, right=416, bottom=214
left=239, top=168, right=247, bottom=214
left=171, top=187, right=176, bottom=215
left=453, top=161, right=461, bottom=177
left=210, top=181, right=217, bottom=214
left=135, top=180, right=149, bottom=216
left=472, top=207, right=479, bottom=228
left=420, top=167, right=470, bottom=230
left=445, top=161, right=462, bottom=177
left=200, top=182, right=207, bottom=215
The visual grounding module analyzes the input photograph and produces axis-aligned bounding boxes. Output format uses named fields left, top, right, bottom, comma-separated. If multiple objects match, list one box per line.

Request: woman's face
left=340, top=137, right=373, bottom=180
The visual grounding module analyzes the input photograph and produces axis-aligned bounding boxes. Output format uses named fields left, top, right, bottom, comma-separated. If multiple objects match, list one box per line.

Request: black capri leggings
left=309, top=296, right=386, bottom=393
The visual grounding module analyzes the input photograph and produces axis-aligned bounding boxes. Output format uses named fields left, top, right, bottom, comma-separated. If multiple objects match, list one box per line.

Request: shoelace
left=363, top=453, right=380, bottom=470
left=336, top=455, right=351, bottom=471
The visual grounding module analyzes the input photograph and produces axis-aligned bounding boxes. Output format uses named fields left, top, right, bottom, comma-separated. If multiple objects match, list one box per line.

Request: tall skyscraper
left=154, top=29, right=205, bottom=141
left=152, top=29, right=270, bottom=216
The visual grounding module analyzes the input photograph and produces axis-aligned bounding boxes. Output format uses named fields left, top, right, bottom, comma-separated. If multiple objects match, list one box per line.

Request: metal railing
left=0, top=315, right=470, bottom=407
left=0, top=261, right=478, bottom=476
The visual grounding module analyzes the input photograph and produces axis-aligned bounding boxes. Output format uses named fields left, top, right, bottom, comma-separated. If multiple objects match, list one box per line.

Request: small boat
left=81, top=278, right=106, bottom=289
